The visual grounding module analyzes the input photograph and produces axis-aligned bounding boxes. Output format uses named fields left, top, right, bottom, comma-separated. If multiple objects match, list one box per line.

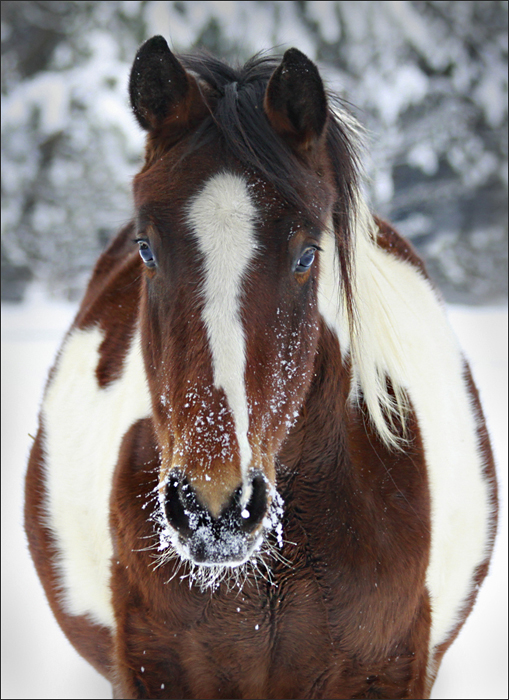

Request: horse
left=25, top=36, right=497, bottom=699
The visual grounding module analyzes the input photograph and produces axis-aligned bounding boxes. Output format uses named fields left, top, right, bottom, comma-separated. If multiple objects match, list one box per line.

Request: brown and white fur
left=25, top=37, right=497, bottom=699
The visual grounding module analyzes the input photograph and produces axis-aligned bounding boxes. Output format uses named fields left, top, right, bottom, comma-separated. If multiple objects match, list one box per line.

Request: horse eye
left=295, top=247, right=317, bottom=273
left=137, top=240, right=156, bottom=268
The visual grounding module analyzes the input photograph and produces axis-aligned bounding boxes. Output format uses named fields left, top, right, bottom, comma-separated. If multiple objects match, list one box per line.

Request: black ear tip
left=282, top=47, right=315, bottom=69
left=129, top=35, right=184, bottom=131
left=265, top=46, right=327, bottom=147
left=136, top=35, right=171, bottom=58
left=148, top=35, right=169, bottom=47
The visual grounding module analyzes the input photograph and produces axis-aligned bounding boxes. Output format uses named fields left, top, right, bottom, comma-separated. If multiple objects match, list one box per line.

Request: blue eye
left=137, top=240, right=156, bottom=268
left=295, top=247, right=317, bottom=273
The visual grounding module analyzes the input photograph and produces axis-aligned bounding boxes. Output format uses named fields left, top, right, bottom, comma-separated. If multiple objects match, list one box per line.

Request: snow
left=2, top=2, right=506, bottom=304
left=1, top=291, right=507, bottom=698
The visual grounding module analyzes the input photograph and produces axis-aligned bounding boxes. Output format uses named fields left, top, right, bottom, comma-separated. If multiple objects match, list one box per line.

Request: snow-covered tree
left=2, top=1, right=507, bottom=301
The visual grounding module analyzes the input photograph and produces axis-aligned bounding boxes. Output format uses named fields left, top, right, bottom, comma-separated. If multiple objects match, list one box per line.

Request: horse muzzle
left=164, top=471, right=269, bottom=565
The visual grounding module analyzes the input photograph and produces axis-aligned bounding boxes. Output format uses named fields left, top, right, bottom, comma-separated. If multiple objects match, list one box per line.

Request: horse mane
left=173, top=51, right=410, bottom=449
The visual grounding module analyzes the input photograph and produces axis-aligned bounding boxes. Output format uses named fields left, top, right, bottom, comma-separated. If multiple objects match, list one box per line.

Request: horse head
left=129, top=37, right=354, bottom=572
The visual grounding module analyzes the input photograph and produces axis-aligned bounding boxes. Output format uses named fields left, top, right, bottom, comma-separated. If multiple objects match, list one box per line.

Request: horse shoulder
left=24, top=223, right=152, bottom=677
left=373, top=217, right=429, bottom=279
left=365, top=217, right=497, bottom=672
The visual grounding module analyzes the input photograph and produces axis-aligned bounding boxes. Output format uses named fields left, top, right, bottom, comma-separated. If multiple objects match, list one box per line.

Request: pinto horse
left=25, top=36, right=497, bottom=699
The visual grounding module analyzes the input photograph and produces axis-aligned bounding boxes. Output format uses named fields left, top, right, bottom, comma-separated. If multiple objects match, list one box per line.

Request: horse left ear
left=264, top=48, right=328, bottom=152
left=129, top=35, right=205, bottom=132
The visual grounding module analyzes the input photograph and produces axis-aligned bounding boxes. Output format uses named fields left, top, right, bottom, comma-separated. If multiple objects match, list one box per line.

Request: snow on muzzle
left=164, top=471, right=268, bottom=564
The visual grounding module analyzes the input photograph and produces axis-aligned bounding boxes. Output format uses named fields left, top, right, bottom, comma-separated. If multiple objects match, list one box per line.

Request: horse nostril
left=165, top=473, right=201, bottom=537
left=238, top=474, right=267, bottom=534
left=164, top=471, right=268, bottom=564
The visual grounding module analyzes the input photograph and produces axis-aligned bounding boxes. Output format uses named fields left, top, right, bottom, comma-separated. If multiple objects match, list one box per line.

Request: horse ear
left=129, top=35, right=205, bottom=131
left=264, top=48, right=328, bottom=151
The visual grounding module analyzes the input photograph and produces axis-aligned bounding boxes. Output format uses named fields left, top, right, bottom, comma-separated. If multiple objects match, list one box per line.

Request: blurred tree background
left=2, top=1, right=507, bottom=303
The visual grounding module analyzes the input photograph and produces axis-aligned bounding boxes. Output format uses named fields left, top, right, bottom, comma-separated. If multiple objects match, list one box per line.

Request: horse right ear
left=129, top=36, right=206, bottom=132
left=264, top=48, right=328, bottom=153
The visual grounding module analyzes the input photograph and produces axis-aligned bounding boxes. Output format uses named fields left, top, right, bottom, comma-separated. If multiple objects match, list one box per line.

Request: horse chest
left=116, top=569, right=338, bottom=698
left=115, top=548, right=428, bottom=699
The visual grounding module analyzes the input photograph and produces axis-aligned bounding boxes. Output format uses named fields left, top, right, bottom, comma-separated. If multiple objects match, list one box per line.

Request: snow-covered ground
left=1, top=287, right=507, bottom=699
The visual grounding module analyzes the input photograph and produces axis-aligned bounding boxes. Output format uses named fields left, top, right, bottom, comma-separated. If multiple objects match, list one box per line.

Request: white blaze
left=187, top=172, right=257, bottom=488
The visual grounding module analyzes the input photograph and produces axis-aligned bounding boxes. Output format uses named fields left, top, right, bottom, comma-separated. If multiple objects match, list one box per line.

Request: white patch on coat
left=42, top=325, right=151, bottom=628
left=187, top=172, right=257, bottom=495
left=318, top=198, right=492, bottom=657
